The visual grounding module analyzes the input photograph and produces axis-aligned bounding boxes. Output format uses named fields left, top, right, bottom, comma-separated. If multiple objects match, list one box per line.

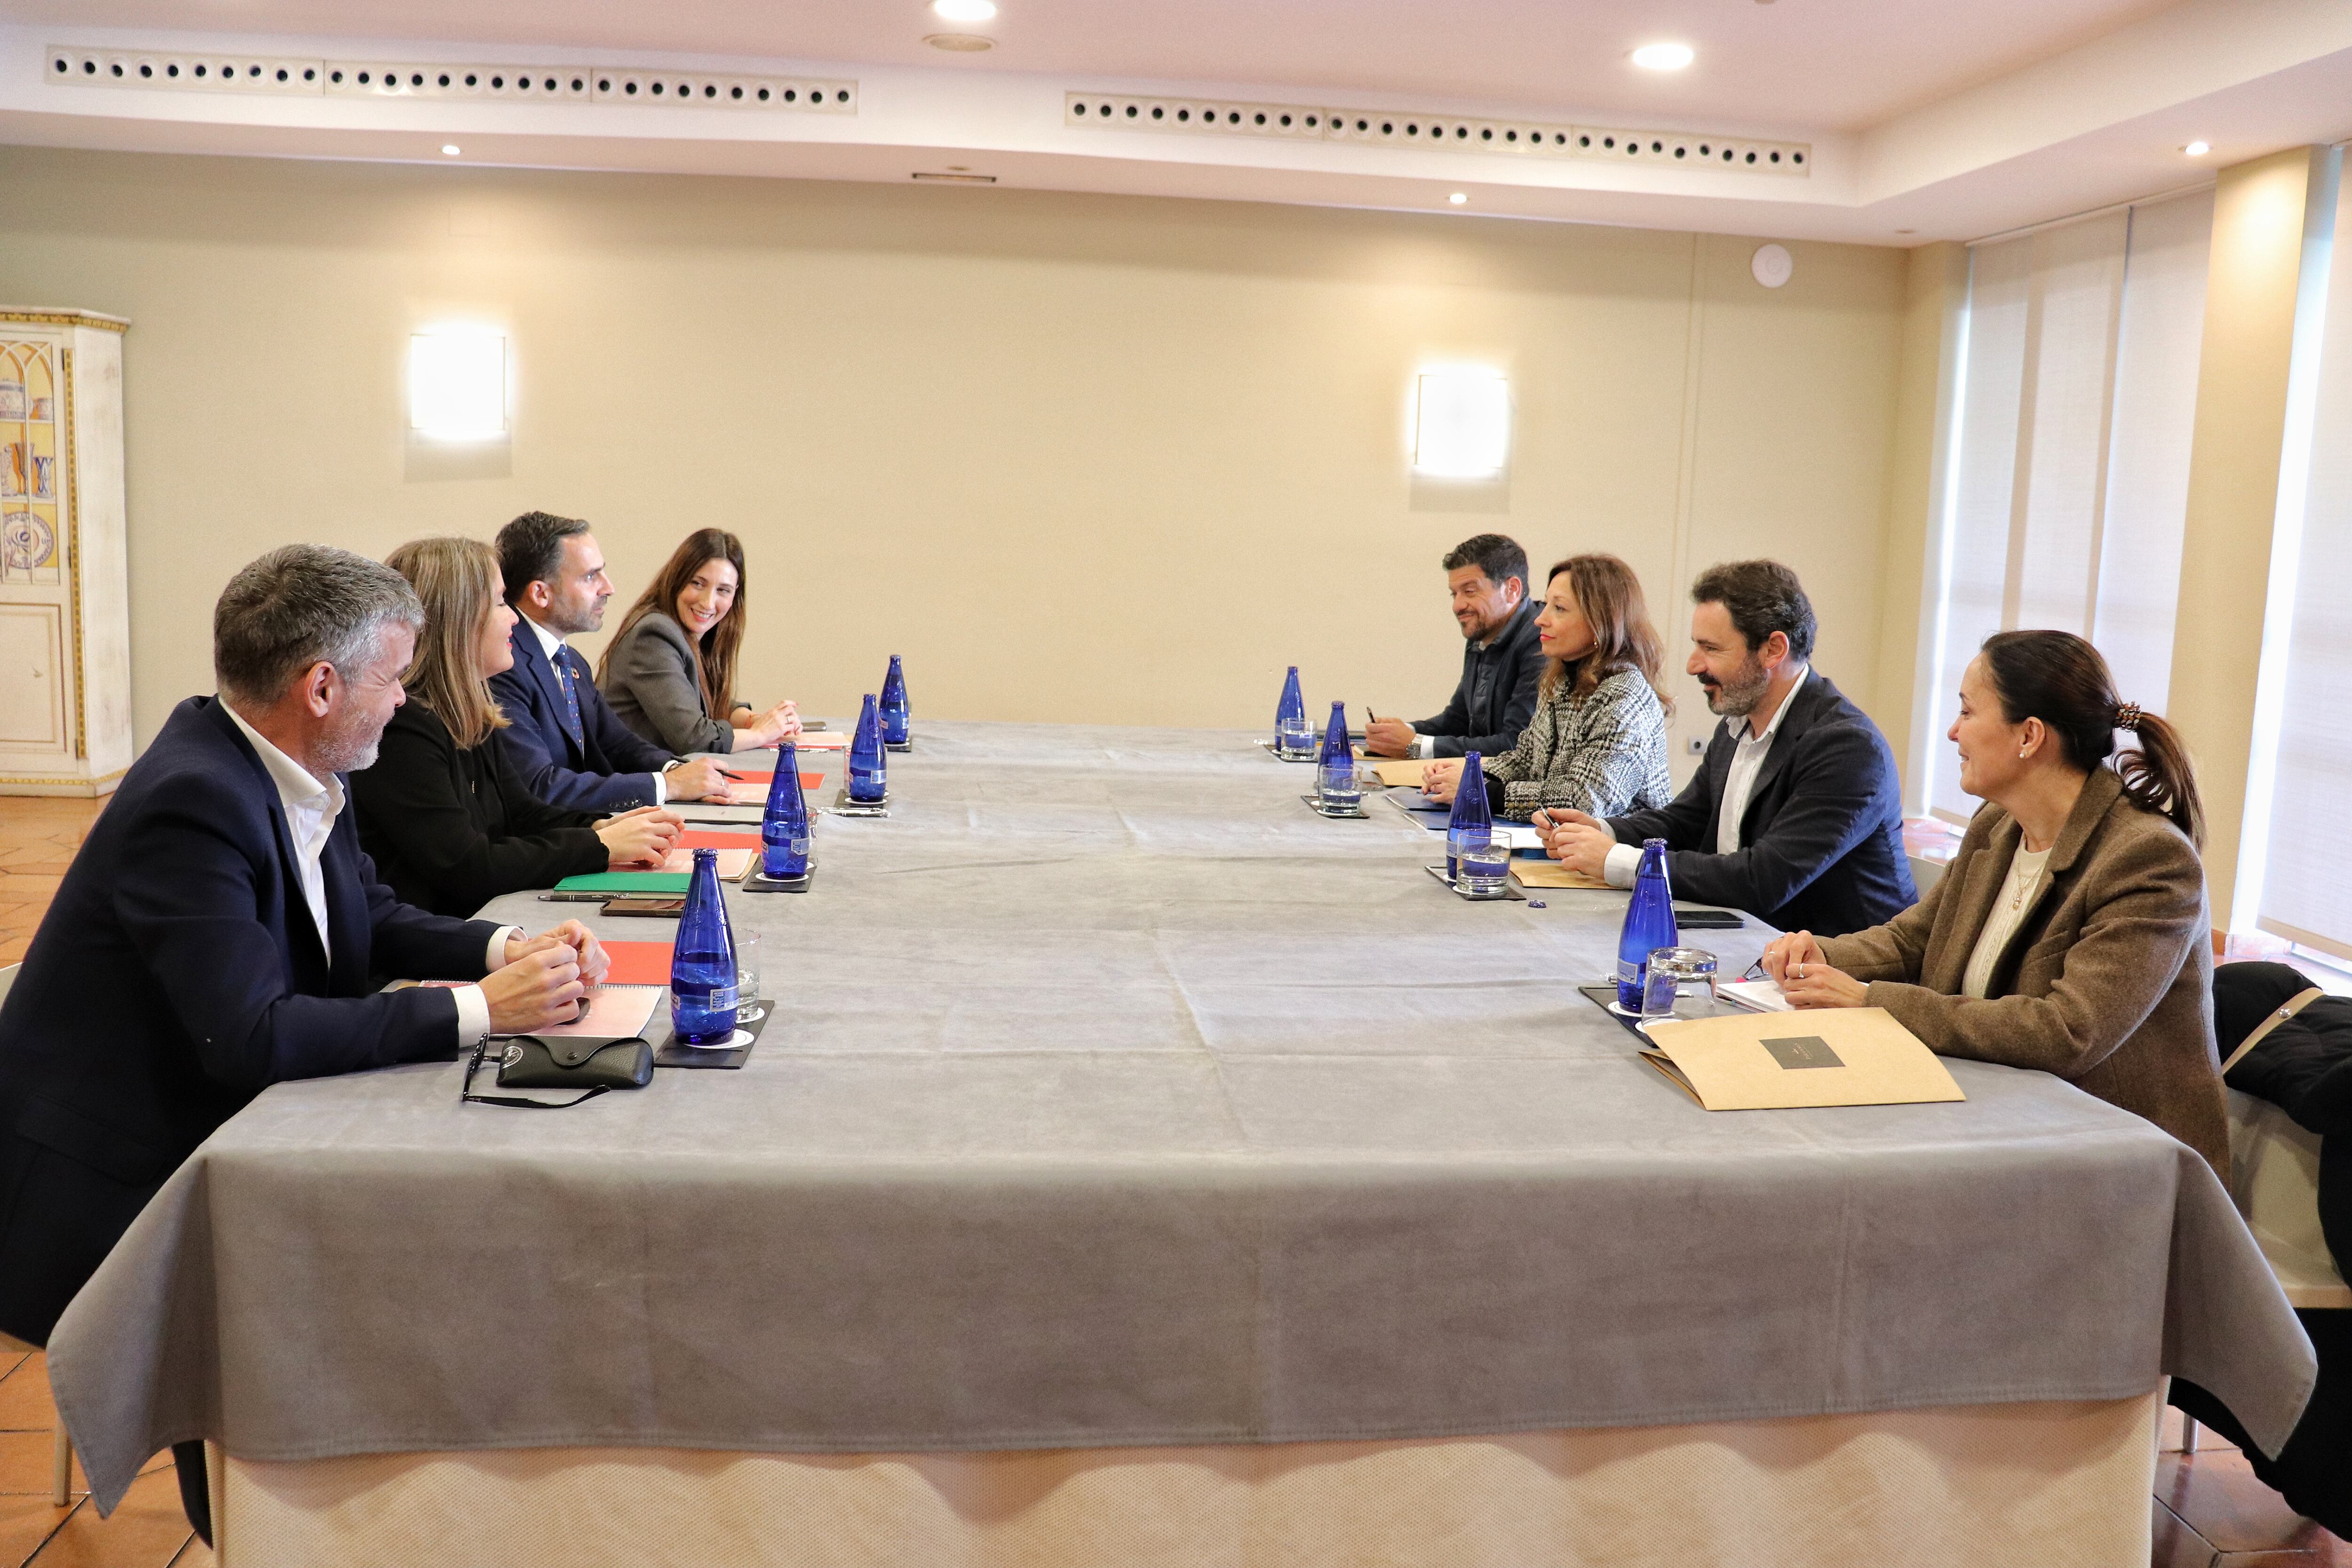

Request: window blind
left=1923, top=191, right=2213, bottom=822
left=2256, top=180, right=2352, bottom=957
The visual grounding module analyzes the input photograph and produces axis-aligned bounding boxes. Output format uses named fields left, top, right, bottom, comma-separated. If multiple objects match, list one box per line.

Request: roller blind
left=1924, top=191, right=2214, bottom=822
left=2256, top=176, right=2352, bottom=957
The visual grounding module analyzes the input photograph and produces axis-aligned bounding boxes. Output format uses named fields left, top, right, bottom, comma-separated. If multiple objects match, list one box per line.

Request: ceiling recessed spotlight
left=925, top=32, right=993, bottom=50
left=2184, top=140, right=2210, bottom=157
left=931, top=0, right=996, bottom=18
left=441, top=144, right=461, bottom=156
left=1448, top=191, right=1468, bottom=205
left=1630, top=42, right=1694, bottom=72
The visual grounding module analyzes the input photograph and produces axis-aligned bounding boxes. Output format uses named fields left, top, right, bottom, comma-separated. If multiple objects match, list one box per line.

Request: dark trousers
left=171, top=1440, right=211, bottom=1546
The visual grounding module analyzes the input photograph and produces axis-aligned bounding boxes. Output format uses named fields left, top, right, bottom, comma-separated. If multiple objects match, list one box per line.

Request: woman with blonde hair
left=352, top=537, right=680, bottom=918
left=599, top=529, right=799, bottom=755
left=1763, top=629, right=2225, bottom=1175
left=1419, top=553, right=1675, bottom=821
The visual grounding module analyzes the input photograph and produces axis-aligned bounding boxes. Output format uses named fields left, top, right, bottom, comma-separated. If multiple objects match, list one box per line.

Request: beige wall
left=1873, top=241, right=1971, bottom=808
left=0, top=147, right=1908, bottom=759
left=2169, top=145, right=2339, bottom=931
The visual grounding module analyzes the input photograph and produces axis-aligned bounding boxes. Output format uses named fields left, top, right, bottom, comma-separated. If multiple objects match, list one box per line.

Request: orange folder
left=601, top=940, right=675, bottom=986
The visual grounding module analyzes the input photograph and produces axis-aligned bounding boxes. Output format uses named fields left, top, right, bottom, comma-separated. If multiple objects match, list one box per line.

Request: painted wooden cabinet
left=0, top=309, right=132, bottom=796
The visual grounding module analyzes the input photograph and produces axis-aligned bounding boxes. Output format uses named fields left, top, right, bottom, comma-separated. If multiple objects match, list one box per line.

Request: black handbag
left=461, top=1033, right=653, bottom=1109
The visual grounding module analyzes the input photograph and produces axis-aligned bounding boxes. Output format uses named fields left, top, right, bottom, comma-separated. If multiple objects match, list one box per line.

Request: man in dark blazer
left=1363, top=533, right=1544, bottom=761
left=490, top=511, right=732, bottom=813
left=0, top=544, right=601, bottom=1542
left=1538, top=559, right=1915, bottom=937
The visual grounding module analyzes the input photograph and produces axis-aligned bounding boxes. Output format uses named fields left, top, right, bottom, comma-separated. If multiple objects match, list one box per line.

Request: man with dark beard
left=0, top=544, right=603, bottom=1544
left=1534, top=559, right=1915, bottom=936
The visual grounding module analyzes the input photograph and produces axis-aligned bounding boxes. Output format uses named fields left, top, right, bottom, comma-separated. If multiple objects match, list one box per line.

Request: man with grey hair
left=0, top=543, right=604, bottom=1544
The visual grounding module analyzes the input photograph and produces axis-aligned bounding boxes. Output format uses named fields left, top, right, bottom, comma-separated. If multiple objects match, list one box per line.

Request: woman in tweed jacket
left=1422, top=554, right=1674, bottom=822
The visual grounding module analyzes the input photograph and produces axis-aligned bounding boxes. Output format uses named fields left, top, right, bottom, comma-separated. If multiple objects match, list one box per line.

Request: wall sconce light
left=408, top=327, right=508, bottom=442
left=1411, top=367, right=1511, bottom=478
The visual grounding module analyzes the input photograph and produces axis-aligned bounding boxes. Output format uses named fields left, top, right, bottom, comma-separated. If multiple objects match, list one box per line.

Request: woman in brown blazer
left=1761, top=630, right=2226, bottom=1177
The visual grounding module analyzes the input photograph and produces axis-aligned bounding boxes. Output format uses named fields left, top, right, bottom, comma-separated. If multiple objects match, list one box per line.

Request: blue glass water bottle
left=880, top=655, right=911, bottom=748
left=761, top=741, right=811, bottom=878
left=1275, top=666, right=1309, bottom=756
left=1615, top=838, right=1680, bottom=1011
left=670, top=847, right=739, bottom=1043
left=848, top=692, right=887, bottom=803
left=1316, top=701, right=1360, bottom=812
left=1444, top=750, right=1491, bottom=879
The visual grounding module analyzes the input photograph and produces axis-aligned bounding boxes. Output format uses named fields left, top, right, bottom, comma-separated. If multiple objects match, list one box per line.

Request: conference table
left=51, top=722, right=2314, bottom=1568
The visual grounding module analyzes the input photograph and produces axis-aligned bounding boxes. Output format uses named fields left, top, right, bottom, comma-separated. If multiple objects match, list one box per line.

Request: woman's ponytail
left=2115, top=709, right=2205, bottom=847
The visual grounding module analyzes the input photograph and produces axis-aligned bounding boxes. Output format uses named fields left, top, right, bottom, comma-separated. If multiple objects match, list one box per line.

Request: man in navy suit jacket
left=489, top=511, right=733, bottom=813
left=1538, top=560, right=1916, bottom=938
left=0, top=545, right=603, bottom=1541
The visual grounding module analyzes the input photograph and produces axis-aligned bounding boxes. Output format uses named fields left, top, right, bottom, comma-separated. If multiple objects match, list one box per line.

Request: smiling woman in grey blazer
left=598, top=529, right=798, bottom=755
left=1762, top=630, right=2224, bottom=1177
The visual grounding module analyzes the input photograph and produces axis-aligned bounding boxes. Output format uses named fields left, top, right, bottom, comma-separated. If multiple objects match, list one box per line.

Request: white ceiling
left=0, top=0, right=2191, bottom=132
left=1, top=0, right=2348, bottom=244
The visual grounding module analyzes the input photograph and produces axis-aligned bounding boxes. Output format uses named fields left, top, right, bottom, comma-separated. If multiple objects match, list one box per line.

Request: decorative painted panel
left=0, top=338, right=63, bottom=586
left=0, top=308, right=130, bottom=795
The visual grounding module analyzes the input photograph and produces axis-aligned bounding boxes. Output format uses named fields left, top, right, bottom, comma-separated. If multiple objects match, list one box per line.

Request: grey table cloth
left=51, top=722, right=2316, bottom=1512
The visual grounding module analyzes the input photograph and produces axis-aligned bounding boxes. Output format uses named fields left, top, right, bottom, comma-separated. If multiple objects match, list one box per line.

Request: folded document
left=1639, top=1007, right=1965, bottom=1110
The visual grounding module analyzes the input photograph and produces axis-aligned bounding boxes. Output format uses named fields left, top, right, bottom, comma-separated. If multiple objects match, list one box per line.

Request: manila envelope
left=1369, top=759, right=1430, bottom=788
left=1638, top=1006, right=1965, bottom=1110
left=1510, top=860, right=1612, bottom=890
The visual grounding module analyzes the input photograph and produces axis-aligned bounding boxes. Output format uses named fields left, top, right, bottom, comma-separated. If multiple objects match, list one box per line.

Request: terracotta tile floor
left=4, top=793, right=2352, bottom=1564
left=0, top=1351, right=206, bottom=1568
left=0, top=797, right=103, bottom=968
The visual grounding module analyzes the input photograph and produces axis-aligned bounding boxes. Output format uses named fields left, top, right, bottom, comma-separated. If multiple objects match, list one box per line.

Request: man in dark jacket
left=489, top=511, right=733, bottom=813
left=1364, top=533, right=1543, bottom=761
left=0, top=544, right=599, bottom=1542
left=1538, top=559, right=1915, bottom=937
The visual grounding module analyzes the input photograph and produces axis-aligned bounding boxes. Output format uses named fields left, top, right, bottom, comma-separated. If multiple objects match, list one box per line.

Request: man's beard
left=550, top=594, right=609, bottom=637
left=313, top=708, right=383, bottom=775
left=1701, top=654, right=1772, bottom=718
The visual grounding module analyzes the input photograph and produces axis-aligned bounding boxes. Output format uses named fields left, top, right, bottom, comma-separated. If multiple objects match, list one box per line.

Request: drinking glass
left=1455, top=843, right=1510, bottom=898
left=734, top=929, right=765, bottom=1025
left=1277, top=716, right=1314, bottom=759
left=1642, top=947, right=1719, bottom=1021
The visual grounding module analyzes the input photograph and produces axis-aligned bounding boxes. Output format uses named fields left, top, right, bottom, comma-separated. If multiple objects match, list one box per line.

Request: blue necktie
left=553, top=649, right=585, bottom=748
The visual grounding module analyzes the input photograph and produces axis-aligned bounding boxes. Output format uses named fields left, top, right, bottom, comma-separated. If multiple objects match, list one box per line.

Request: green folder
left=551, top=872, right=693, bottom=895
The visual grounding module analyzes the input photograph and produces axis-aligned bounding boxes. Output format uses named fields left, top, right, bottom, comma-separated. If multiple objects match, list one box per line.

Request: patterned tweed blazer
left=1479, top=666, right=1674, bottom=822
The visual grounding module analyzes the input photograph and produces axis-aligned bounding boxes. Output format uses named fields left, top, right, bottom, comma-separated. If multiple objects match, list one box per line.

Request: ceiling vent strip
left=1064, top=93, right=1807, bottom=175
left=44, top=48, right=855, bottom=111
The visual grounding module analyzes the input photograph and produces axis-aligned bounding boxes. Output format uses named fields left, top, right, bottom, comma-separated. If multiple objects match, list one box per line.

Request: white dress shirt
left=224, top=703, right=514, bottom=1044
left=1603, top=666, right=1809, bottom=888
left=527, top=614, right=668, bottom=804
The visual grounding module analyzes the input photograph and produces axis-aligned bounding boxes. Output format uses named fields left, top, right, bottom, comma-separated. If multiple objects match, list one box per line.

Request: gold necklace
left=2010, top=850, right=2042, bottom=912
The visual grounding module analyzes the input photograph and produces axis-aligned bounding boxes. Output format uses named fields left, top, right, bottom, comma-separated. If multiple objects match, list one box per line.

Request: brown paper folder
left=1638, top=1007, right=1965, bottom=1110
left=1369, top=759, right=1430, bottom=787
left=1510, top=860, right=1613, bottom=890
